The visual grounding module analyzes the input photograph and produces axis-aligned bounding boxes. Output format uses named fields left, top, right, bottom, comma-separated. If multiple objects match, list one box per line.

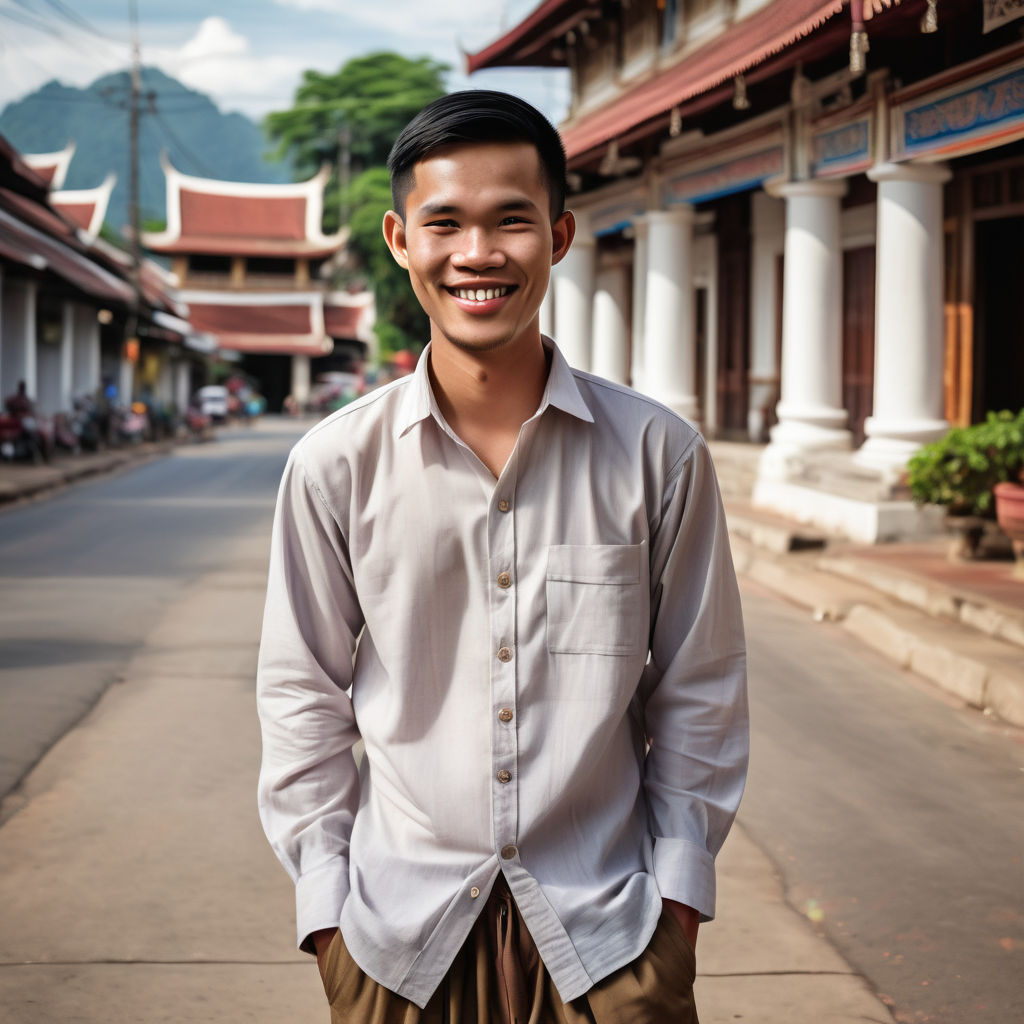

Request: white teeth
left=454, top=286, right=509, bottom=301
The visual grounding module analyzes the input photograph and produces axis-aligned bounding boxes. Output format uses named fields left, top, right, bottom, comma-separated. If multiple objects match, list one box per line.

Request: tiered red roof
left=22, top=142, right=75, bottom=191
left=143, top=155, right=346, bottom=259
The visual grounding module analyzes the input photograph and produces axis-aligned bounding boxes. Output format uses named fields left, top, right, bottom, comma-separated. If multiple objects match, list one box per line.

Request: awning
left=0, top=207, right=135, bottom=304
left=560, top=0, right=845, bottom=160
left=466, top=0, right=599, bottom=72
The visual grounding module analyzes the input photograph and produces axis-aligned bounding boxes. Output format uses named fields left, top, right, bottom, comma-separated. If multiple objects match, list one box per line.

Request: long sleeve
left=641, top=434, right=749, bottom=922
left=256, top=449, right=364, bottom=951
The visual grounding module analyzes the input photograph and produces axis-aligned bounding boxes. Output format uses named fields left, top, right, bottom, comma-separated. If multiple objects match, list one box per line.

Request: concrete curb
left=730, top=533, right=1024, bottom=728
left=0, top=435, right=210, bottom=507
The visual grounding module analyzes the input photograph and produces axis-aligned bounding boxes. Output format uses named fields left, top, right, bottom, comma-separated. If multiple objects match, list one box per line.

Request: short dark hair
left=387, top=90, right=567, bottom=221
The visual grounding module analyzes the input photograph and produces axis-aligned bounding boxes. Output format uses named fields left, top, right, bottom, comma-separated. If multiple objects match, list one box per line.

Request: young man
left=257, top=91, right=748, bottom=1023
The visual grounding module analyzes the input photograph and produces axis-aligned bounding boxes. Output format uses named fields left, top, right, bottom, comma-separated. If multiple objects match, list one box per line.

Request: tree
left=265, top=51, right=448, bottom=230
left=265, top=53, right=448, bottom=357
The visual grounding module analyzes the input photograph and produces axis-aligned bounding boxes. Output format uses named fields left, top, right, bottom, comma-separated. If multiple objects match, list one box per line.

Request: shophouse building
left=15, top=140, right=205, bottom=416
left=468, top=0, right=1024, bottom=540
left=142, top=158, right=375, bottom=412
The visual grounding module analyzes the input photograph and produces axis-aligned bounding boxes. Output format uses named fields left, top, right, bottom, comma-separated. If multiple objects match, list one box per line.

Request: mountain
left=0, top=67, right=290, bottom=233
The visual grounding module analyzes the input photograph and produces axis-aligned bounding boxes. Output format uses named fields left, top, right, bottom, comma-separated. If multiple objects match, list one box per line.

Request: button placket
left=488, top=470, right=519, bottom=867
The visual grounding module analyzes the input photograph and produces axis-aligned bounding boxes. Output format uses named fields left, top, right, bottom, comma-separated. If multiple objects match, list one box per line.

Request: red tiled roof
left=148, top=235, right=340, bottom=258
left=52, top=200, right=96, bottom=232
left=30, top=163, right=59, bottom=187
left=187, top=301, right=313, bottom=335
left=560, top=0, right=845, bottom=161
left=180, top=189, right=307, bottom=241
left=324, top=303, right=364, bottom=339
left=0, top=206, right=134, bottom=304
left=185, top=300, right=332, bottom=356
left=466, top=0, right=599, bottom=72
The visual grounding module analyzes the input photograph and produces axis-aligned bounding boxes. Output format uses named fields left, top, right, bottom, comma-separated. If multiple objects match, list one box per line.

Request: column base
left=760, top=409, right=852, bottom=478
left=854, top=417, right=949, bottom=475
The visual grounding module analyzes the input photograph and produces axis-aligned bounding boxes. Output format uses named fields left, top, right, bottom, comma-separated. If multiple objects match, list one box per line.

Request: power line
left=149, top=102, right=218, bottom=179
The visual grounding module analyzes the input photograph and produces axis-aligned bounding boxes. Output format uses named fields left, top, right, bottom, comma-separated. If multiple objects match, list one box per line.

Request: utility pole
left=127, top=0, right=142, bottom=278
left=123, top=0, right=142, bottom=405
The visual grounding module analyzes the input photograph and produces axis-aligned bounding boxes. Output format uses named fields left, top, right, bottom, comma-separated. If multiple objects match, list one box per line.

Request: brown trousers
left=319, top=880, right=699, bottom=1024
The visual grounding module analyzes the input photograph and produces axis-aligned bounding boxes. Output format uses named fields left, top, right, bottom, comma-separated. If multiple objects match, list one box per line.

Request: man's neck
left=427, top=332, right=550, bottom=477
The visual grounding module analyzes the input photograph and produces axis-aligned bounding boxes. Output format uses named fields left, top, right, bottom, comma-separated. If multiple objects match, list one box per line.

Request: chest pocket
left=546, top=544, right=645, bottom=656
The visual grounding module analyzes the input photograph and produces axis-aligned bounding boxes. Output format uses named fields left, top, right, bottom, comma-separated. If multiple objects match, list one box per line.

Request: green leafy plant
left=907, top=409, right=1024, bottom=517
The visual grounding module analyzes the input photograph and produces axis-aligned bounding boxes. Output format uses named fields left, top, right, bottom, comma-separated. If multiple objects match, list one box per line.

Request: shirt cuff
left=295, top=856, right=350, bottom=953
left=652, top=837, right=717, bottom=922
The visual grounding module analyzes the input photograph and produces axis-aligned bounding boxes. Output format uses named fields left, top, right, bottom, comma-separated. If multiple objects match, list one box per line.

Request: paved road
left=738, top=580, right=1024, bottom=1024
left=0, top=419, right=304, bottom=804
left=1, top=421, right=1020, bottom=1022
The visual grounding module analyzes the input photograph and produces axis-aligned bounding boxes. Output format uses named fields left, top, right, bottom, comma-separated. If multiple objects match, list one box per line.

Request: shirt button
left=501, top=845, right=518, bottom=860
left=498, top=707, right=513, bottom=723
left=497, top=571, right=512, bottom=589
left=470, top=886, right=480, bottom=899
left=498, top=499, right=510, bottom=513
left=497, top=646, right=513, bottom=662
left=497, top=769, right=512, bottom=784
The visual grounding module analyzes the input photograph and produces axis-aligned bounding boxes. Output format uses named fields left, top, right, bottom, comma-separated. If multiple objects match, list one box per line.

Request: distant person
left=257, top=91, right=748, bottom=1023
left=4, top=380, right=33, bottom=417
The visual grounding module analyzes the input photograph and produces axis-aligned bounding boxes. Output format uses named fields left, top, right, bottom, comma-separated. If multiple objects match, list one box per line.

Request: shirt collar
left=395, top=336, right=595, bottom=439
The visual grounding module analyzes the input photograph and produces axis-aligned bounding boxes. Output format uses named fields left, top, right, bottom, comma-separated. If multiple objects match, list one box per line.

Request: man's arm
left=641, top=434, right=749, bottom=929
left=257, top=450, right=364, bottom=953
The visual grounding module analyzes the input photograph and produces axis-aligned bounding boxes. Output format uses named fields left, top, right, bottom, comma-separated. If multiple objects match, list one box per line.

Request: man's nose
left=453, top=229, right=506, bottom=269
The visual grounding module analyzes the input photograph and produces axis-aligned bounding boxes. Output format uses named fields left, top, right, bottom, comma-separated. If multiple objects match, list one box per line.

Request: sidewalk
left=0, top=437, right=193, bottom=506
left=0, top=440, right=894, bottom=1022
left=711, top=442, right=1024, bottom=730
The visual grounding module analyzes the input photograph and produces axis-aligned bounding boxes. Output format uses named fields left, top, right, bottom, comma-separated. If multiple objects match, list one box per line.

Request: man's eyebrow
left=418, top=197, right=542, bottom=217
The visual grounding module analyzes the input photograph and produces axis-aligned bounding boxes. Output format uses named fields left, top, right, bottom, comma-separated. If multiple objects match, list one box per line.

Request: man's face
left=383, top=141, right=574, bottom=356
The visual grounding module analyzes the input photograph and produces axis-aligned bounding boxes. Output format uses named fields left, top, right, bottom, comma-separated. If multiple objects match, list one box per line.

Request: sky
left=0, top=0, right=569, bottom=125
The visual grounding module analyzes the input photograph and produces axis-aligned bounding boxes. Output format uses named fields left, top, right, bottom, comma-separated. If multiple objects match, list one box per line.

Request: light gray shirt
left=257, top=338, right=748, bottom=1007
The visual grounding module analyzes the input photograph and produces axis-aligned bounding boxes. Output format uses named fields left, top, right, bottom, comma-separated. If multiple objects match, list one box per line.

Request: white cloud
left=146, top=17, right=314, bottom=119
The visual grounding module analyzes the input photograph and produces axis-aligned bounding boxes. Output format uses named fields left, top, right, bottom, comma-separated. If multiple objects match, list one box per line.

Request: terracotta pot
left=994, top=482, right=1024, bottom=577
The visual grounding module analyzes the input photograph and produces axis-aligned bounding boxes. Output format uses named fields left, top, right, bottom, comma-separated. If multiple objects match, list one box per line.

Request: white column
left=538, top=285, right=554, bottom=339
left=553, top=222, right=595, bottom=371
left=0, top=280, right=38, bottom=400
left=291, top=353, right=311, bottom=407
left=630, top=215, right=649, bottom=391
left=72, top=304, right=101, bottom=398
left=58, top=301, right=74, bottom=412
left=591, top=263, right=630, bottom=384
left=175, top=361, right=191, bottom=413
left=644, top=207, right=699, bottom=422
left=748, top=190, right=785, bottom=440
left=763, top=179, right=851, bottom=467
left=856, top=162, right=951, bottom=473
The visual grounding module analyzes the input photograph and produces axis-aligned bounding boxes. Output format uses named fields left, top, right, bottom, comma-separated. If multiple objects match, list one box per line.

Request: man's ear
left=550, top=210, right=576, bottom=267
left=382, top=210, right=409, bottom=269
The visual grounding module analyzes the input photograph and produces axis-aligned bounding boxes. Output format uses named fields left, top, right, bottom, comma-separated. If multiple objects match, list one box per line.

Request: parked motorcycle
left=0, top=412, right=47, bottom=463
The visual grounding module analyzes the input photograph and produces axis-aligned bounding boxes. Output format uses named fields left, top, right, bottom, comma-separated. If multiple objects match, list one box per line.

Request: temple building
left=143, top=157, right=375, bottom=411
left=468, top=0, right=1024, bottom=541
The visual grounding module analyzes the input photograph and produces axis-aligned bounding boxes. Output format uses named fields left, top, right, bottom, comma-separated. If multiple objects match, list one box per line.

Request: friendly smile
left=447, top=286, right=515, bottom=302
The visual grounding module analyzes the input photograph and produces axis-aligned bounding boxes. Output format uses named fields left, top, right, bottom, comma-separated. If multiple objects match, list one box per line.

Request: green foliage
left=266, top=52, right=446, bottom=354
left=907, top=409, right=1024, bottom=517
left=264, top=52, right=449, bottom=193
left=341, top=168, right=429, bottom=357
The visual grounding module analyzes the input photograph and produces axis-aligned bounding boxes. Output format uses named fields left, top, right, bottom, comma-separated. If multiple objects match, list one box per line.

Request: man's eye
left=500, top=216, right=529, bottom=226
left=426, top=219, right=458, bottom=229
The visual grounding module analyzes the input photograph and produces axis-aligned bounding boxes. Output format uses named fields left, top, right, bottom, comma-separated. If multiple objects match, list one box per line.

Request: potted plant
left=907, top=409, right=1024, bottom=560
left=994, top=465, right=1024, bottom=577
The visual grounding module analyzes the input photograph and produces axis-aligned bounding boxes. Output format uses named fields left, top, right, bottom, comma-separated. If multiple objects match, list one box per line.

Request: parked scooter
left=110, top=402, right=148, bottom=445
left=0, top=412, right=48, bottom=463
